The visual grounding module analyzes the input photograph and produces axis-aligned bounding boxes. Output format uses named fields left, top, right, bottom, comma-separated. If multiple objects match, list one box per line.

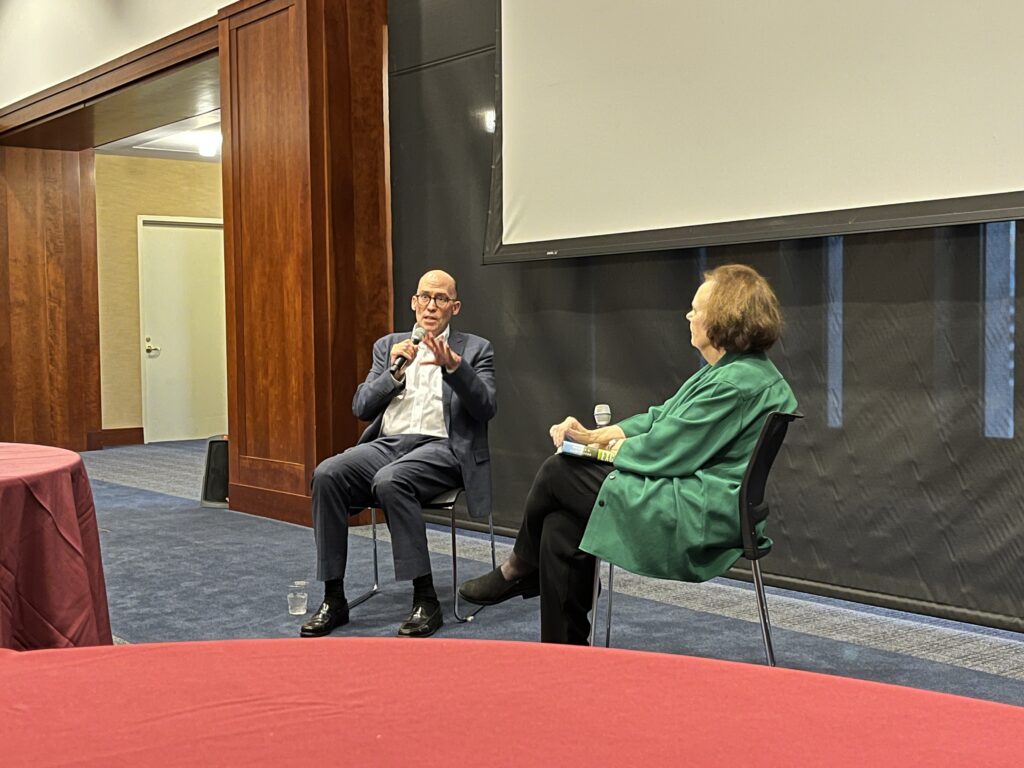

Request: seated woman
left=459, top=263, right=798, bottom=644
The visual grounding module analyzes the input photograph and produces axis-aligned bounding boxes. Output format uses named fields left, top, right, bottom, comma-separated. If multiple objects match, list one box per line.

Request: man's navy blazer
left=352, top=329, right=497, bottom=519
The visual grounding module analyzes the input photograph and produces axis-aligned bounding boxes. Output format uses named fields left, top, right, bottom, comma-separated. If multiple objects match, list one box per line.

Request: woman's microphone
left=594, top=403, right=612, bottom=427
left=389, top=325, right=427, bottom=376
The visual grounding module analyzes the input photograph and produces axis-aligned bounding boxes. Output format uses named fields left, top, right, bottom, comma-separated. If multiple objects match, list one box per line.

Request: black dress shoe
left=458, top=567, right=540, bottom=606
left=300, top=600, right=350, bottom=637
left=397, top=602, right=443, bottom=638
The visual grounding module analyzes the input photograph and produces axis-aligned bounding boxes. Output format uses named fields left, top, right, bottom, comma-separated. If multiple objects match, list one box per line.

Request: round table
left=0, top=637, right=1020, bottom=766
left=0, top=442, right=111, bottom=650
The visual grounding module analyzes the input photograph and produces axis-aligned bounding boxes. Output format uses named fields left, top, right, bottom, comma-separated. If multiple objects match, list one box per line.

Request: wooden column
left=219, top=0, right=391, bottom=524
left=0, top=147, right=101, bottom=450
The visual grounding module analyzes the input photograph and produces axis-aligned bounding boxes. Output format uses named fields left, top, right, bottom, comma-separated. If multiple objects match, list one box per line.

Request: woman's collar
left=710, top=350, right=738, bottom=366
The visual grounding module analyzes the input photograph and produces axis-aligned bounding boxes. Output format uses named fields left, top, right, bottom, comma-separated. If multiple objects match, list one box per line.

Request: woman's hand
left=603, top=439, right=625, bottom=460
left=566, top=422, right=601, bottom=446
left=550, top=416, right=586, bottom=448
left=569, top=424, right=627, bottom=450
left=552, top=419, right=627, bottom=450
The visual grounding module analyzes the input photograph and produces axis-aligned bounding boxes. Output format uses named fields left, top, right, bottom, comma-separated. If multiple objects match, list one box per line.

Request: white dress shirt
left=381, top=326, right=449, bottom=438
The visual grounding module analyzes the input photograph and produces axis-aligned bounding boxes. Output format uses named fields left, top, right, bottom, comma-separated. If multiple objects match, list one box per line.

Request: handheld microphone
left=594, top=404, right=612, bottom=427
left=389, top=325, right=427, bottom=377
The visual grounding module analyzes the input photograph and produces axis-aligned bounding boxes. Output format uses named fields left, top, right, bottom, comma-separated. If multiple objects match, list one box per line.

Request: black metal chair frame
left=348, top=489, right=498, bottom=623
left=587, top=411, right=803, bottom=666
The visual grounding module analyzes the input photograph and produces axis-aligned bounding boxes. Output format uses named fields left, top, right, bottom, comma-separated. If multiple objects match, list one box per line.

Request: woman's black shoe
left=459, top=566, right=540, bottom=606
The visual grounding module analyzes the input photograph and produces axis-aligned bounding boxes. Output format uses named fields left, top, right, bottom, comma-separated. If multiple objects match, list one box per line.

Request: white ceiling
left=0, top=0, right=224, bottom=109
left=96, top=110, right=222, bottom=163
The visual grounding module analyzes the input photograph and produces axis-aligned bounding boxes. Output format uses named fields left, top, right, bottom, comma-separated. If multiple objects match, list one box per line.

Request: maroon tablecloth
left=0, top=637, right=1021, bottom=766
left=0, top=442, right=112, bottom=650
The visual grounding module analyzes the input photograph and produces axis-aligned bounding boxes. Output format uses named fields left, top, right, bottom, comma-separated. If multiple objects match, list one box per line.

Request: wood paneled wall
left=0, top=1, right=389, bottom=517
left=326, top=0, right=394, bottom=448
left=219, top=0, right=391, bottom=523
left=0, top=147, right=101, bottom=450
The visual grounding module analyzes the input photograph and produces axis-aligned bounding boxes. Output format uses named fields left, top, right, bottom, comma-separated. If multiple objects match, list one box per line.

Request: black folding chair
left=348, top=489, right=497, bottom=622
left=588, top=411, right=803, bottom=666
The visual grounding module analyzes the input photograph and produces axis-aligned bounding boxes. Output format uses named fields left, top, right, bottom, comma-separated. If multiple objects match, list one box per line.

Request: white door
left=138, top=217, right=228, bottom=443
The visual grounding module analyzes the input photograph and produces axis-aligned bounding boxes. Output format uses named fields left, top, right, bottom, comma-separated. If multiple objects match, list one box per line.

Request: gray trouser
left=312, top=434, right=462, bottom=582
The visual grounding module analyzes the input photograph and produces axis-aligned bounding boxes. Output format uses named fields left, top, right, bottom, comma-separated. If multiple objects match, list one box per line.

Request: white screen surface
left=500, top=0, right=1024, bottom=247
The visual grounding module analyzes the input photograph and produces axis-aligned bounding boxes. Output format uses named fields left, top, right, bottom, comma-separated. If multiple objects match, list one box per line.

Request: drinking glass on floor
left=288, top=580, right=309, bottom=615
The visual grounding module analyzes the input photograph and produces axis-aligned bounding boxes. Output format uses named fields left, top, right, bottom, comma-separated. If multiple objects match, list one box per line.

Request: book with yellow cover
left=557, top=439, right=616, bottom=463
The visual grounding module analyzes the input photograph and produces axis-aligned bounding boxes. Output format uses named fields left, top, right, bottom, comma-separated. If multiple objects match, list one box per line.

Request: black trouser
left=512, top=454, right=614, bottom=645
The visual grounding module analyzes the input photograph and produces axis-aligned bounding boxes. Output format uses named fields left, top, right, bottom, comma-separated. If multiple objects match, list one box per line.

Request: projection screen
left=485, top=0, right=1024, bottom=262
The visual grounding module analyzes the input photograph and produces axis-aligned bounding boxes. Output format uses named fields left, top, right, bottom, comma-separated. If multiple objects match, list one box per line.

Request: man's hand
left=421, top=332, right=462, bottom=371
left=390, top=339, right=418, bottom=379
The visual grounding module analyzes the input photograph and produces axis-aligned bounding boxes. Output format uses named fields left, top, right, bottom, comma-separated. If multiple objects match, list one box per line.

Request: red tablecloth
left=0, top=637, right=1020, bottom=767
left=0, top=442, right=112, bottom=650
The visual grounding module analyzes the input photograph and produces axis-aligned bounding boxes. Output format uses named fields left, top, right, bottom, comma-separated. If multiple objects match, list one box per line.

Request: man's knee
left=311, top=459, right=340, bottom=494
left=370, top=463, right=413, bottom=502
left=311, top=454, right=360, bottom=500
left=311, top=461, right=331, bottom=490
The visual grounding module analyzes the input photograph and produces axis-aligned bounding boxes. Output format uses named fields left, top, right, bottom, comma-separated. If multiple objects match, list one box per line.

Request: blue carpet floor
left=91, top=477, right=1024, bottom=706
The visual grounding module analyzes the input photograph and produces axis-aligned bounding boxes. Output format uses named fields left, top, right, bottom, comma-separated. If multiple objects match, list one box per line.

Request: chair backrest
left=739, top=411, right=803, bottom=560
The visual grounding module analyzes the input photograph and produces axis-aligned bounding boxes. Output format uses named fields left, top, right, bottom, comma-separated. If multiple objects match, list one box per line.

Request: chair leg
left=587, top=561, right=615, bottom=648
left=587, top=558, right=602, bottom=646
left=604, top=564, right=614, bottom=648
left=348, top=508, right=382, bottom=609
left=451, top=507, right=494, bottom=623
left=487, top=511, right=497, bottom=570
left=750, top=559, right=776, bottom=667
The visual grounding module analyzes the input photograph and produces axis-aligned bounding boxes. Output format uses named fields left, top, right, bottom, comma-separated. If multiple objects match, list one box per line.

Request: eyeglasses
left=413, top=293, right=455, bottom=308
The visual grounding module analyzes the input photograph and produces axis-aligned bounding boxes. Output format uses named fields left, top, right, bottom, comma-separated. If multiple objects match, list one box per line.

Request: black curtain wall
left=386, top=0, right=1024, bottom=631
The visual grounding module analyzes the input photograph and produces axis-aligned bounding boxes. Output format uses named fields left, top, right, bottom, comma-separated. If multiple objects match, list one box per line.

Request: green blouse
left=579, top=352, right=797, bottom=583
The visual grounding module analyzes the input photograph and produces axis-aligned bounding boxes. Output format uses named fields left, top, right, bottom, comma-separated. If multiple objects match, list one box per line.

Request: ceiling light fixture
left=196, top=132, right=223, bottom=158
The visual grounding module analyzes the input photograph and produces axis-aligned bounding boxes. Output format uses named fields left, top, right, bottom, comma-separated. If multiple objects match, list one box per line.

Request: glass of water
left=287, top=580, right=309, bottom=615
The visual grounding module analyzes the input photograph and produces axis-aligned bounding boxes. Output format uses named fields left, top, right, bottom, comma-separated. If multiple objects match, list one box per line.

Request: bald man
left=302, top=270, right=497, bottom=638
